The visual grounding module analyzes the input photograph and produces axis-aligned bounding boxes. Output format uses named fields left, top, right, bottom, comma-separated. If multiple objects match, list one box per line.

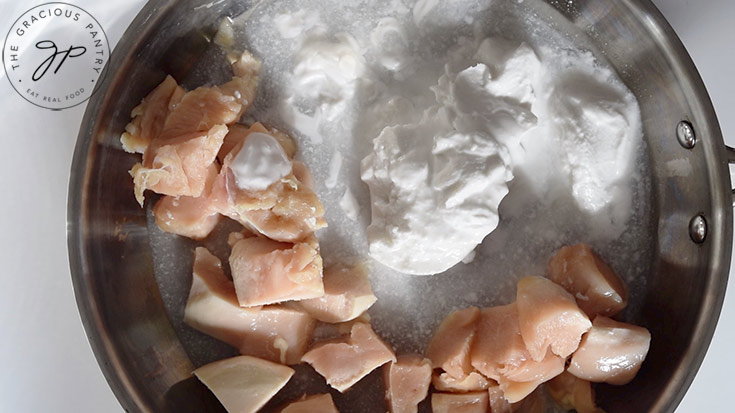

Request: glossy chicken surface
left=229, top=235, right=324, bottom=307
left=568, top=316, right=651, bottom=385
left=295, top=263, right=377, bottom=323
left=384, top=355, right=432, bottom=413
left=516, top=276, right=592, bottom=361
left=153, top=164, right=221, bottom=239
left=193, top=355, right=294, bottom=413
left=548, top=244, right=628, bottom=318
left=301, top=322, right=396, bottom=392
left=426, top=307, right=480, bottom=379
left=183, top=247, right=316, bottom=365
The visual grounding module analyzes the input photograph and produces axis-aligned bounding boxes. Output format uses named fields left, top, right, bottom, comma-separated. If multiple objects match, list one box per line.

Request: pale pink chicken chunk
left=432, top=371, right=490, bottom=393
left=194, top=355, right=293, bottom=413
left=131, top=124, right=228, bottom=205
left=384, top=355, right=432, bottom=413
left=546, top=371, right=602, bottom=413
left=183, top=247, right=315, bottom=364
left=301, top=322, right=396, bottom=392
left=516, top=276, right=592, bottom=361
left=121, top=75, right=184, bottom=154
left=129, top=52, right=260, bottom=205
left=568, top=316, right=651, bottom=385
left=211, top=123, right=327, bottom=242
left=280, top=394, right=339, bottom=413
left=218, top=122, right=297, bottom=163
left=431, top=392, right=489, bottom=413
left=229, top=235, right=324, bottom=307
left=219, top=51, right=261, bottom=121
left=469, top=303, right=564, bottom=403
left=548, top=244, right=628, bottom=318
left=153, top=164, right=220, bottom=239
left=295, top=263, right=377, bottom=323
left=425, top=307, right=480, bottom=379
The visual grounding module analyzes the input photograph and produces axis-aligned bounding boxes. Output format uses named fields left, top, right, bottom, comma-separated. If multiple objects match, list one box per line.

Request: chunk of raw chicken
left=219, top=51, right=261, bottom=120
left=184, top=247, right=315, bottom=364
left=120, top=75, right=184, bottom=154
left=425, top=307, right=480, bottom=379
left=212, top=124, right=327, bottom=242
left=155, top=51, right=259, bottom=144
left=218, top=122, right=297, bottom=163
left=301, top=322, right=396, bottom=392
left=295, top=263, right=377, bottom=323
left=229, top=235, right=324, bottom=307
left=129, top=51, right=260, bottom=205
left=431, top=392, right=489, bottom=413
left=384, top=355, right=432, bottom=413
left=548, top=244, right=628, bottom=317
left=193, top=355, right=293, bottom=413
left=280, top=393, right=339, bottom=413
left=131, top=124, right=228, bottom=205
left=432, top=371, right=490, bottom=393
left=516, top=275, right=592, bottom=361
left=568, top=316, right=651, bottom=385
left=546, top=371, right=603, bottom=413
left=469, top=303, right=564, bottom=403
left=153, top=164, right=220, bottom=239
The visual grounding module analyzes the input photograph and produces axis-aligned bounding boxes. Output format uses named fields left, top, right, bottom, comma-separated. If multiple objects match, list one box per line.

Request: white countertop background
left=0, top=0, right=731, bottom=411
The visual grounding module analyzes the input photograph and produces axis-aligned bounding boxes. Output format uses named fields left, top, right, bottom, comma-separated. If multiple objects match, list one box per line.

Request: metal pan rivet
left=689, top=214, right=707, bottom=243
left=677, top=121, right=696, bottom=149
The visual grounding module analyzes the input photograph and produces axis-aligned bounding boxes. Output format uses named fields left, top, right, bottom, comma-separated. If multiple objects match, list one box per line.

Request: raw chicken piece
left=568, top=316, right=651, bottom=385
left=516, top=275, right=592, bottom=361
left=153, top=164, right=220, bottom=239
left=470, top=304, right=563, bottom=403
left=292, top=160, right=315, bottom=190
left=226, top=228, right=256, bottom=246
left=131, top=124, right=228, bottom=205
left=384, top=355, right=432, bottom=413
left=218, top=51, right=261, bottom=121
left=154, top=87, right=240, bottom=143
left=129, top=51, right=260, bottom=205
left=487, top=383, right=512, bottom=413
left=184, top=247, right=315, bottom=364
left=432, top=372, right=490, bottom=393
left=301, top=322, right=396, bottom=392
left=219, top=122, right=297, bottom=162
left=194, top=355, right=294, bottom=413
left=229, top=235, right=324, bottom=307
left=121, top=75, right=184, bottom=154
left=470, top=304, right=526, bottom=381
left=212, top=124, right=327, bottom=242
left=295, top=263, right=377, bottom=323
left=546, top=371, right=602, bottom=413
left=280, top=393, right=339, bottom=413
left=425, top=307, right=480, bottom=379
left=155, top=52, right=259, bottom=144
left=499, top=350, right=563, bottom=403
left=431, top=392, right=489, bottom=413
left=548, top=244, right=628, bottom=317
left=501, top=349, right=564, bottom=384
